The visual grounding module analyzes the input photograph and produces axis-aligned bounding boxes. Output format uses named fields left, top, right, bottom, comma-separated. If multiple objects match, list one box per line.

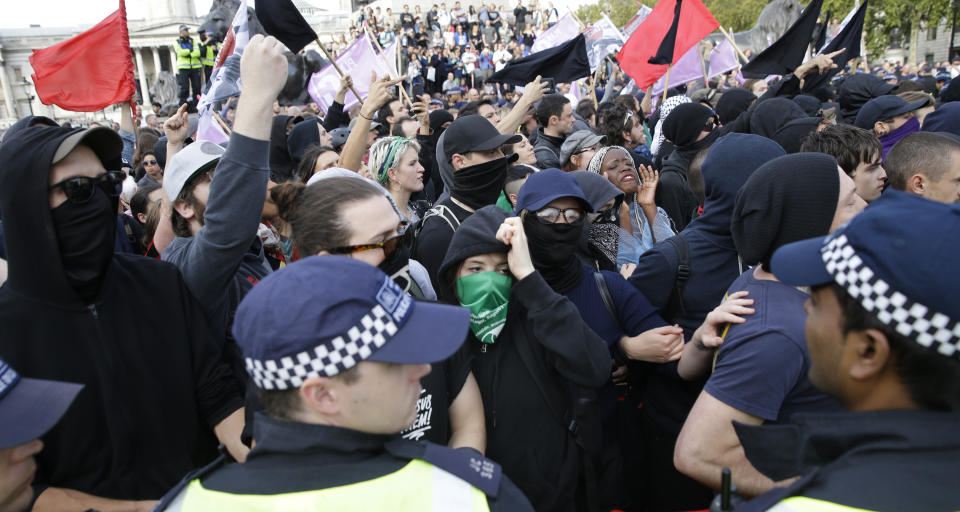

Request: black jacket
left=533, top=128, right=564, bottom=170
left=0, top=126, right=243, bottom=501
left=737, top=410, right=960, bottom=511
left=655, top=149, right=699, bottom=231
left=470, top=272, right=610, bottom=512
left=159, top=413, right=534, bottom=510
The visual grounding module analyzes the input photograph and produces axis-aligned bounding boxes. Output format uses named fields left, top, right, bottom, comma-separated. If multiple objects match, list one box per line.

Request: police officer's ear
left=844, top=328, right=892, bottom=382
left=300, top=376, right=342, bottom=416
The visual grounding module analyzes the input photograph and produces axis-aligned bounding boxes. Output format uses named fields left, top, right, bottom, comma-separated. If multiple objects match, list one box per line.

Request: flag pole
left=661, top=65, right=671, bottom=102
left=697, top=41, right=710, bottom=84
left=364, top=27, right=413, bottom=107
left=718, top=27, right=751, bottom=64
left=587, top=76, right=598, bottom=108
left=315, top=39, right=364, bottom=108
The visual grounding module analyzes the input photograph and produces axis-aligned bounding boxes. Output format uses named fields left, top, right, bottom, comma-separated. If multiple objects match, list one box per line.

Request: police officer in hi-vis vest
left=154, top=256, right=534, bottom=511
left=174, top=25, right=202, bottom=107
left=200, top=30, right=221, bottom=83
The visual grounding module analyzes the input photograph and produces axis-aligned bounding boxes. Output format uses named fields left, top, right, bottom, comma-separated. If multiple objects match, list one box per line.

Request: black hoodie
left=438, top=206, right=611, bottom=512
left=0, top=127, right=243, bottom=501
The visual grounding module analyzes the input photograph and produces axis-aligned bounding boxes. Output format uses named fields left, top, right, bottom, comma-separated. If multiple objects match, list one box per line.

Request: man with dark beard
left=413, top=115, right=519, bottom=289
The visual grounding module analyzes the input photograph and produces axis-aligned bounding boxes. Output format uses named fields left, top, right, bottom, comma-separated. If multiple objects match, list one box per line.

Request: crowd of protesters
left=1, top=1, right=960, bottom=510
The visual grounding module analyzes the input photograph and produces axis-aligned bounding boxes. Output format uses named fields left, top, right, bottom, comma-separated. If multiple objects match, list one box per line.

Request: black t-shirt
left=400, top=341, right=473, bottom=444
left=400, top=12, right=415, bottom=29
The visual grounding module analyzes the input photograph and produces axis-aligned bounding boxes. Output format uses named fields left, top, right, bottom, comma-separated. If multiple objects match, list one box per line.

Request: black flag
left=741, top=0, right=824, bottom=78
left=812, top=10, right=831, bottom=53
left=256, top=0, right=318, bottom=54
left=802, top=1, right=869, bottom=92
left=648, top=0, right=684, bottom=64
left=486, top=34, right=591, bottom=87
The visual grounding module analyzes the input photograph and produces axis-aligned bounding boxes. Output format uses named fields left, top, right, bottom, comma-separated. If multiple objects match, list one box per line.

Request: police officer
left=155, top=256, right=534, bottom=511
left=733, top=190, right=960, bottom=511
left=0, top=358, right=82, bottom=512
left=174, top=25, right=202, bottom=107
left=200, top=30, right=221, bottom=82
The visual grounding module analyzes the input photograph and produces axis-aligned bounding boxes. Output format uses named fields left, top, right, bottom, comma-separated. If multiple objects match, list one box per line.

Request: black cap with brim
left=0, top=376, right=82, bottom=449
left=443, top=114, right=521, bottom=157
left=770, top=235, right=832, bottom=287
left=52, top=127, right=124, bottom=168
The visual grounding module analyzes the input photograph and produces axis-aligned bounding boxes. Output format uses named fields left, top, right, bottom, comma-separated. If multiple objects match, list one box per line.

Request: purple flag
left=651, top=45, right=702, bottom=96
left=308, top=34, right=390, bottom=113
left=531, top=14, right=581, bottom=53
left=708, top=38, right=739, bottom=78
left=583, top=15, right=625, bottom=71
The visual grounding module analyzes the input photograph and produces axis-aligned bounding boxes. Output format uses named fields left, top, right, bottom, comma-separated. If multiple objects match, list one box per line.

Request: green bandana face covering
left=456, top=271, right=512, bottom=344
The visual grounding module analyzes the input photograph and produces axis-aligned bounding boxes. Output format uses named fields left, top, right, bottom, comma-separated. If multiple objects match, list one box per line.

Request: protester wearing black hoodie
left=627, top=134, right=786, bottom=511
left=438, top=205, right=610, bottom=512
left=0, top=125, right=244, bottom=508
left=658, top=103, right=719, bottom=231
left=267, top=114, right=302, bottom=181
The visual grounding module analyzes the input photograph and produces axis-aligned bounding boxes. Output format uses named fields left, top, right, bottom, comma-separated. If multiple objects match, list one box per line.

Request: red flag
left=29, top=0, right=135, bottom=112
left=616, top=0, right=719, bottom=89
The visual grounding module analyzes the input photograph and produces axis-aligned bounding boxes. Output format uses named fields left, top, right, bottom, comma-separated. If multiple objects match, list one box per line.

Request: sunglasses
left=143, top=159, right=159, bottom=166
left=622, top=109, right=635, bottom=131
left=49, top=170, right=125, bottom=204
left=534, top=206, right=585, bottom=225
left=703, top=118, right=716, bottom=132
left=327, top=229, right=407, bottom=258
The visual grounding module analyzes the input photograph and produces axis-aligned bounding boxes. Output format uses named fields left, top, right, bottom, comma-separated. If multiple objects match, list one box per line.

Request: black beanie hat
left=663, top=103, right=714, bottom=148
left=715, top=88, right=756, bottom=125
left=438, top=205, right=511, bottom=299
left=731, top=153, right=840, bottom=271
left=772, top=117, right=822, bottom=154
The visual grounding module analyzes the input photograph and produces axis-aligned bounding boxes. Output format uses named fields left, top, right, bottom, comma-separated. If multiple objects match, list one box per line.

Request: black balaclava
left=715, top=88, right=756, bottom=125
left=523, top=212, right=585, bottom=293
left=451, top=155, right=513, bottom=210
left=772, top=117, right=823, bottom=154
left=663, top=103, right=720, bottom=159
left=269, top=114, right=302, bottom=182
left=749, top=98, right=807, bottom=140
left=50, top=184, right=118, bottom=302
left=731, top=153, right=840, bottom=272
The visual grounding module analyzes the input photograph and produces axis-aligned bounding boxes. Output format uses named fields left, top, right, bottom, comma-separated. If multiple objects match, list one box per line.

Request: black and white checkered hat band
left=245, top=304, right=400, bottom=390
left=821, top=234, right=960, bottom=359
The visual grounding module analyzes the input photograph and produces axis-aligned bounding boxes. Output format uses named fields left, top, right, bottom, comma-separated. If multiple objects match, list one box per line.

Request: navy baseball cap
left=515, top=168, right=593, bottom=214
left=854, top=95, right=929, bottom=129
left=0, top=358, right=82, bottom=449
left=771, top=190, right=960, bottom=359
left=233, top=256, right=470, bottom=390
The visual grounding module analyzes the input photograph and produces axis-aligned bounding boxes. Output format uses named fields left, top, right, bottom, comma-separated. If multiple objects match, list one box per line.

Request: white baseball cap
left=163, top=141, right=224, bottom=202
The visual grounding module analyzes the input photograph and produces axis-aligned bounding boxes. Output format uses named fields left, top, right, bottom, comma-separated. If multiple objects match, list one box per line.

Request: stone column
left=135, top=47, right=152, bottom=107
left=169, top=47, right=178, bottom=73
left=151, top=47, right=162, bottom=77
left=0, top=52, right=16, bottom=119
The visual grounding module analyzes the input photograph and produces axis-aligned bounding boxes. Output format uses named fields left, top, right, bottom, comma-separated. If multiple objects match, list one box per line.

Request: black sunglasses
left=143, top=159, right=159, bottom=166
left=49, top=170, right=125, bottom=204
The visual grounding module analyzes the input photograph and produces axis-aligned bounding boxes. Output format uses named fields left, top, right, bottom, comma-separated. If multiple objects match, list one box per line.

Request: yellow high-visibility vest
left=163, top=459, right=491, bottom=511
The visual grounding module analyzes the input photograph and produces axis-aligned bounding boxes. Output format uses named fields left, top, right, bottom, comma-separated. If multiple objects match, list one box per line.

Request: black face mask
left=50, top=186, right=117, bottom=302
left=451, top=155, right=509, bottom=210
left=522, top=214, right=584, bottom=293
left=378, top=243, right=417, bottom=295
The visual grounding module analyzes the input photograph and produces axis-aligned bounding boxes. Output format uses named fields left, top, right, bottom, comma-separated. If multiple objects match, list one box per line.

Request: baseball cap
left=233, top=256, right=470, bottom=390
left=560, top=131, right=605, bottom=166
left=348, top=116, right=382, bottom=131
left=163, top=141, right=224, bottom=202
left=936, top=72, right=952, bottom=82
left=205, top=30, right=215, bottom=37
left=883, top=73, right=897, bottom=81
left=442, top=115, right=520, bottom=158
left=52, top=127, right=123, bottom=167
left=179, top=25, right=189, bottom=31
left=854, top=95, right=929, bottom=129
left=771, top=190, right=960, bottom=359
left=0, top=358, right=83, bottom=449
left=330, top=127, right=351, bottom=150
left=515, top=167, right=593, bottom=214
